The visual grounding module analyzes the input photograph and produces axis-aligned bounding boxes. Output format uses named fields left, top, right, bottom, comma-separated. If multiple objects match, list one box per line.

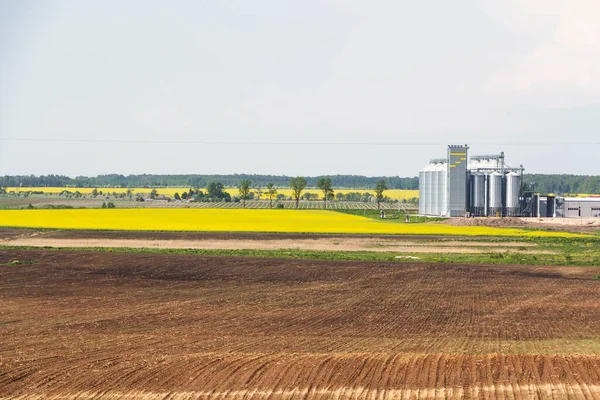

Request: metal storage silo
left=431, top=166, right=439, bottom=215
left=439, top=164, right=448, bottom=216
left=488, top=172, right=503, bottom=216
left=435, top=164, right=446, bottom=216
left=425, top=165, right=433, bottom=215
left=505, top=172, right=520, bottom=216
left=470, top=173, right=486, bottom=216
left=418, top=170, right=426, bottom=215
left=419, top=164, right=433, bottom=215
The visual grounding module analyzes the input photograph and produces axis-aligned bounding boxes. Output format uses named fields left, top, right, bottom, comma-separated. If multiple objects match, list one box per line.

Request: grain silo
left=470, top=172, right=486, bottom=216
left=487, top=172, right=503, bottom=217
left=505, top=172, right=521, bottom=216
left=418, top=145, right=525, bottom=217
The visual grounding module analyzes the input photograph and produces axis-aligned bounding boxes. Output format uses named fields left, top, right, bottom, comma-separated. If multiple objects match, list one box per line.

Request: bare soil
left=1, top=249, right=600, bottom=399
left=442, top=216, right=600, bottom=234
left=442, top=217, right=527, bottom=227
left=0, top=228, right=548, bottom=254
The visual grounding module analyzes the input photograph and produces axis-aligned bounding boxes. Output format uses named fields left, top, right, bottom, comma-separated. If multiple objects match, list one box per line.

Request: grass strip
left=2, top=245, right=600, bottom=268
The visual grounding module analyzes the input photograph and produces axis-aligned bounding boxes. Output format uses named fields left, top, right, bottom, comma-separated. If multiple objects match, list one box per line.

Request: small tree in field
left=317, top=178, right=334, bottom=209
left=266, top=183, right=277, bottom=208
left=238, top=179, right=252, bottom=208
left=374, top=179, right=388, bottom=209
left=150, top=188, right=158, bottom=199
left=290, top=176, right=307, bottom=209
left=174, top=192, right=181, bottom=201
left=91, top=188, right=99, bottom=198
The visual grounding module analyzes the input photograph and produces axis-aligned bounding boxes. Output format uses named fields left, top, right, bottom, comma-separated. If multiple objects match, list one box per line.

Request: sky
left=1, top=0, right=599, bottom=177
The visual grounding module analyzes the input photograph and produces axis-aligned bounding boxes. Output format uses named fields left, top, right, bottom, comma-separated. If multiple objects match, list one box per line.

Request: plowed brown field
left=1, top=249, right=600, bottom=399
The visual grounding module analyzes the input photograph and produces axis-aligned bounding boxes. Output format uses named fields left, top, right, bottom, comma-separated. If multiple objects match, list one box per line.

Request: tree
left=254, top=188, right=263, bottom=200
left=150, top=188, right=158, bottom=199
left=317, top=178, right=334, bottom=209
left=174, top=192, right=181, bottom=201
left=266, top=183, right=277, bottom=208
left=374, top=179, right=388, bottom=209
left=181, top=191, right=188, bottom=200
left=238, top=179, right=252, bottom=208
left=290, top=176, right=307, bottom=209
left=207, top=182, right=226, bottom=200
left=91, top=188, right=99, bottom=198
left=194, top=190, right=206, bottom=202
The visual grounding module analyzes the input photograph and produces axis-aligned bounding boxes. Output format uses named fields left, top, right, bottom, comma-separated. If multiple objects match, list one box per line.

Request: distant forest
left=1, top=173, right=599, bottom=194
left=0, top=174, right=419, bottom=190
left=523, top=174, right=600, bottom=195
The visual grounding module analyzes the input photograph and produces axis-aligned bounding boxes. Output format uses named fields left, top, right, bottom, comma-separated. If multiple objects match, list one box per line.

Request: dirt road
left=0, top=228, right=547, bottom=254
left=1, top=249, right=600, bottom=398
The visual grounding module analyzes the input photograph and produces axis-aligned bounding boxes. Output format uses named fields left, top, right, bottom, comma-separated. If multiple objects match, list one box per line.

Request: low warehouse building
left=554, top=197, right=600, bottom=218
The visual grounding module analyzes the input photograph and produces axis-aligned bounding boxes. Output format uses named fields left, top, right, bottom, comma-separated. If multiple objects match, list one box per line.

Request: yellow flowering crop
left=0, top=209, right=580, bottom=237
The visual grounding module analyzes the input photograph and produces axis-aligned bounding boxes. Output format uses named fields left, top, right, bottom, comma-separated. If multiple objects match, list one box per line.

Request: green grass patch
left=2, top=245, right=600, bottom=268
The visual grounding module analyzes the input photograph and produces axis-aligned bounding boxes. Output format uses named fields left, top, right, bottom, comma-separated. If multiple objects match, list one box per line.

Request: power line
left=1, top=137, right=599, bottom=146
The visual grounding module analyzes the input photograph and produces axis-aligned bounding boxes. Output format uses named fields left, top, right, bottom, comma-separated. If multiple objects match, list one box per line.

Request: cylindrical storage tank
left=424, top=168, right=432, bottom=215
left=488, top=172, right=502, bottom=216
left=418, top=170, right=426, bottom=215
left=436, top=167, right=445, bottom=216
left=471, top=173, right=486, bottom=216
left=505, top=172, right=520, bottom=216
left=439, top=166, right=447, bottom=216
left=430, top=168, right=438, bottom=216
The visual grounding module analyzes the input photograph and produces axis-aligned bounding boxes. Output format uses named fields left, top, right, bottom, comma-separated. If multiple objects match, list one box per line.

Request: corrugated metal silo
left=440, top=164, right=448, bottom=216
left=435, top=164, right=446, bottom=216
left=430, top=166, right=439, bottom=215
left=488, top=172, right=503, bottom=216
left=505, top=172, right=520, bottom=216
left=418, top=170, right=426, bottom=215
left=424, top=165, right=432, bottom=215
left=470, top=173, right=486, bottom=216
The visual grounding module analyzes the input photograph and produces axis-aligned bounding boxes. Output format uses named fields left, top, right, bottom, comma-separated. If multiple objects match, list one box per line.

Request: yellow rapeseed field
left=6, top=187, right=419, bottom=200
left=0, top=209, right=580, bottom=237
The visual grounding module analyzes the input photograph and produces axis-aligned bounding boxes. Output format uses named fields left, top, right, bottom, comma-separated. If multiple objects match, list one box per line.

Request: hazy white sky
left=1, top=0, right=599, bottom=177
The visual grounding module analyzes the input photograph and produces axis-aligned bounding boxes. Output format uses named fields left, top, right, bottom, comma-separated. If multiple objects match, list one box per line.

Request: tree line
left=0, top=174, right=418, bottom=190
left=523, top=174, right=600, bottom=195
left=2, top=173, right=599, bottom=195
left=166, top=178, right=390, bottom=209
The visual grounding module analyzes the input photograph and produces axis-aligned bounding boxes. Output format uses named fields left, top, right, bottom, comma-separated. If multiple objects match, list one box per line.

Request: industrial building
left=419, top=145, right=526, bottom=217
left=419, top=145, right=600, bottom=218
left=537, top=196, right=600, bottom=218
